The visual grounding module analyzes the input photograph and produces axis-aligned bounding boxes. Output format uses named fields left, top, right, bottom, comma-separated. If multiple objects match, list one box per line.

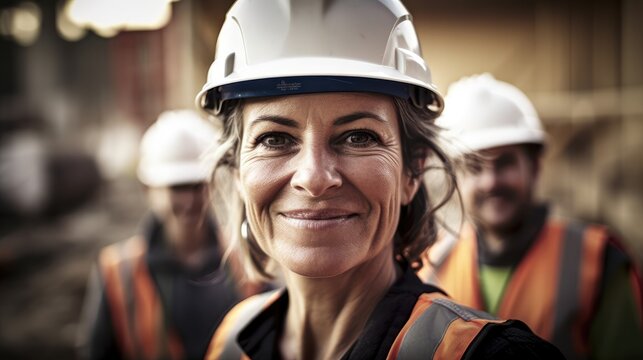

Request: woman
left=197, top=1, right=564, bottom=359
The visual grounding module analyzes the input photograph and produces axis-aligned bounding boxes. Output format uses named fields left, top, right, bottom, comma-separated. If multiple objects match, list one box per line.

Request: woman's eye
left=343, top=131, right=378, bottom=147
left=257, top=133, right=293, bottom=149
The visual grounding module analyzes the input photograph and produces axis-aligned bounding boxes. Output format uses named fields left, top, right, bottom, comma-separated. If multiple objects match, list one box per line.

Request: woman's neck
left=280, top=251, right=399, bottom=360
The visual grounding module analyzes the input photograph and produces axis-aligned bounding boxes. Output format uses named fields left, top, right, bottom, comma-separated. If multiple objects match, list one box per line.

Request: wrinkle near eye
left=379, top=149, right=403, bottom=170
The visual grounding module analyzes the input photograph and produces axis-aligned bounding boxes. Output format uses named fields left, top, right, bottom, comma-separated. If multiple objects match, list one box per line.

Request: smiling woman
left=212, top=94, right=448, bottom=284
left=197, top=1, right=564, bottom=359
left=240, top=93, right=411, bottom=280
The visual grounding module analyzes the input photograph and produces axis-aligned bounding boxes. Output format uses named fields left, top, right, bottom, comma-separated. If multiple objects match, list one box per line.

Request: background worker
left=78, top=110, right=253, bottom=360
left=420, top=73, right=643, bottom=359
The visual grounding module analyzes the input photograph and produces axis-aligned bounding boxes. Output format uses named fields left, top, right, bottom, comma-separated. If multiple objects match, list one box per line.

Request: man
left=419, top=73, right=643, bottom=359
left=78, top=110, right=258, bottom=360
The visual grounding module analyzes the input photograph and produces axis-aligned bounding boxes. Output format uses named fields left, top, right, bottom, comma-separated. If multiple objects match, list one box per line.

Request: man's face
left=459, top=145, right=539, bottom=233
left=147, top=182, right=210, bottom=228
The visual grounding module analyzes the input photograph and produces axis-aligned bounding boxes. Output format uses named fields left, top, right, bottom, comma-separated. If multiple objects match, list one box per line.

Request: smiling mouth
left=279, top=210, right=358, bottom=229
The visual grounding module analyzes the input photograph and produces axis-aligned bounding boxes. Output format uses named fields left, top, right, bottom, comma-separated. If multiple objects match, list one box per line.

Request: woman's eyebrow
left=249, top=111, right=387, bottom=129
left=249, top=115, right=299, bottom=129
left=334, top=112, right=388, bottom=126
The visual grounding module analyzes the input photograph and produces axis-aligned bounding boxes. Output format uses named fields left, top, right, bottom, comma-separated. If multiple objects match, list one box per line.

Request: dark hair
left=394, top=98, right=458, bottom=267
left=208, top=96, right=458, bottom=279
left=522, top=143, right=544, bottom=169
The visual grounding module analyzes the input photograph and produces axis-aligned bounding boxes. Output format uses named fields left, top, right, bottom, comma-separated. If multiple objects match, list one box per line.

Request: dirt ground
left=0, top=178, right=147, bottom=359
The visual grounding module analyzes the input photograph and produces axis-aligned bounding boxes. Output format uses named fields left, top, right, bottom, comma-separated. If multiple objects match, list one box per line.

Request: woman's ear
left=234, top=168, right=246, bottom=202
left=401, top=155, right=426, bottom=205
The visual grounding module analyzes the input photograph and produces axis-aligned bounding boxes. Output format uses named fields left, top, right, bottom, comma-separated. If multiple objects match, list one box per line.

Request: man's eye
left=466, top=161, right=482, bottom=174
left=495, top=154, right=517, bottom=169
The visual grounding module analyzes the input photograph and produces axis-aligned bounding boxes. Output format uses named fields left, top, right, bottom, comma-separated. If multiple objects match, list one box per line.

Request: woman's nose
left=290, top=144, right=342, bottom=197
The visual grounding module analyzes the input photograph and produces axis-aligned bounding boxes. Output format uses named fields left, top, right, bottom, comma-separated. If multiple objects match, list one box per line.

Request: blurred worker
left=419, top=73, right=643, bottom=359
left=78, top=110, right=254, bottom=360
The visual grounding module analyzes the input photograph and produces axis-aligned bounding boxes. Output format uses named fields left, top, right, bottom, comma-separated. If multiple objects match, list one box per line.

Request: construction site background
left=0, top=0, right=641, bottom=358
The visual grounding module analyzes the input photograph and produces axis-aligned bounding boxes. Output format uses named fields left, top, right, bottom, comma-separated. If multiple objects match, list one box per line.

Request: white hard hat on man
left=137, top=109, right=218, bottom=187
left=437, top=73, right=546, bottom=153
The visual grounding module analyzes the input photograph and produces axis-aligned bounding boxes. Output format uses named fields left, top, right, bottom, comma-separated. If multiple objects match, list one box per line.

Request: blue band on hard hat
left=218, top=76, right=412, bottom=102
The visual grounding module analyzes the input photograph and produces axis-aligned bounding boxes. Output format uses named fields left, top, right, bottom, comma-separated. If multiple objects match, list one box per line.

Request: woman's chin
left=277, top=249, right=355, bottom=279
left=296, top=269, right=349, bottom=279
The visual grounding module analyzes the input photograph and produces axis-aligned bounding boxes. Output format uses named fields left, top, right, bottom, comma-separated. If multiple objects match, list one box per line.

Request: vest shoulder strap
left=205, top=290, right=281, bottom=360
left=99, top=236, right=147, bottom=270
left=552, top=220, right=609, bottom=358
left=98, top=236, right=147, bottom=359
left=392, top=292, right=504, bottom=360
left=421, top=231, right=460, bottom=285
left=98, top=236, right=184, bottom=360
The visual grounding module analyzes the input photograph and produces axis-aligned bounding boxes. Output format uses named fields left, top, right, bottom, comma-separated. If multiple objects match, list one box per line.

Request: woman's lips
left=278, top=209, right=358, bottom=230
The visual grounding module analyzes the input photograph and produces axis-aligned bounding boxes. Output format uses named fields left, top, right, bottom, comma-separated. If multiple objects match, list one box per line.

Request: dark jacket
left=78, top=214, right=241, bottom=360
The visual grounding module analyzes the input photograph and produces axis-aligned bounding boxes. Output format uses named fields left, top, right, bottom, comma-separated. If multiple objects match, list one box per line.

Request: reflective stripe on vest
left=205, top=290, right=280, bottom=360
left=551, top=222, right=585, bottom=359
left=388, top=293, right=503, bottom=359
left=205, top=291, right=502, bottom=360
left=435, top=220, right=608, bottom=360
left=99, top=236, right=184, bottom=360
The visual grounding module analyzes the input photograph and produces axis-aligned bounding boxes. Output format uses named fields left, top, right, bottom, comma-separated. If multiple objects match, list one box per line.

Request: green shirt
left=479, top=264, right=512, bottom=316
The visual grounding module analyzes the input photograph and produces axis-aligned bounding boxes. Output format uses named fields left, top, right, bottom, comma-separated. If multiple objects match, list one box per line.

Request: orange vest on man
left=99, top=236, right=184, bottom=360
left=424, top=219, right=642, bottom=359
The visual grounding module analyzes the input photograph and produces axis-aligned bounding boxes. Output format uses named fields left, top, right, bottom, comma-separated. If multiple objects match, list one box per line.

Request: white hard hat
left=437, top=73, right=546, bottom=153
left=196, top=0, right=443, bottom=116
left=137, top=110, right=218, bottom=187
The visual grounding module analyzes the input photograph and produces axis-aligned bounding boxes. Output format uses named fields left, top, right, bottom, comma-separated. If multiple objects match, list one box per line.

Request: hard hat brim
left=137, top=162, right=210, bottom=188
left=449, top=127, right=547, bottom=154
left=196, top=57, right=443, bottom=115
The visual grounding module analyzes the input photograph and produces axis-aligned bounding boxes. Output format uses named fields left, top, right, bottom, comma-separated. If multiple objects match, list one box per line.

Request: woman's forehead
left=242, top=92, right=397, bottom=121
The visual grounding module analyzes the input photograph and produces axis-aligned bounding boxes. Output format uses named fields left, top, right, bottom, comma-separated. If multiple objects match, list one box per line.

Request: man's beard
left=473, top=186, right=529, bottom=234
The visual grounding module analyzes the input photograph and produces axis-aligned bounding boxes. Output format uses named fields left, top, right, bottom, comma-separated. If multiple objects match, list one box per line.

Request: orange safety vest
left=99, top=236, right=184, bottom=360
left=204, top=290, right=506, bottom=360
left=427, top=220, right=610, bottom=359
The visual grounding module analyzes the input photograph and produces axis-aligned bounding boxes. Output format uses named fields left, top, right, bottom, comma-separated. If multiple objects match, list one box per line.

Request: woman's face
left=238, top=93, right=419, bottom=278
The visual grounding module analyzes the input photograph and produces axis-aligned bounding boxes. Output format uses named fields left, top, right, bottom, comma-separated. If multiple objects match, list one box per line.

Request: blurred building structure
left=0, top=0, right=641, bottom=358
